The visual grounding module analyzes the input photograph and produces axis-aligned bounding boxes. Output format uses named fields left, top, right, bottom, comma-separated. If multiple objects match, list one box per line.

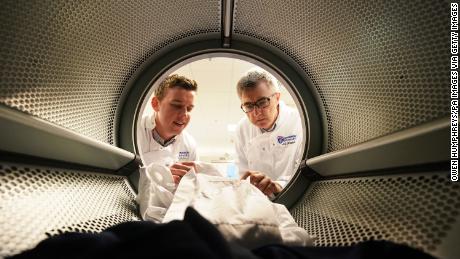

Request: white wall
left=142, top=57, right=297, bottom=163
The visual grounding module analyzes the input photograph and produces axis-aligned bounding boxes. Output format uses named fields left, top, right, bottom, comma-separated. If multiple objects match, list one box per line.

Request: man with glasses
left=234, top=70, right=303, bottom=197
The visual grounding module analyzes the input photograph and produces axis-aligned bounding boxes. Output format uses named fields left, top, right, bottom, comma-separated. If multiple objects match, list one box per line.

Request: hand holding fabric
left=241, top=171, right=282, bottom=196
left=170, top=161, right=197, bottom=184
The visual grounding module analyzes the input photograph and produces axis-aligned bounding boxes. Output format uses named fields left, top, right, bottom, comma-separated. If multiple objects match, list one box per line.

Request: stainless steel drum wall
left=0, top=163, right=140, bottom=258
left=233, top=0, right=450, bottom=152
left=290, top=171, right=459, bottom=258
left=0, top=0, right=221, bottom=144
left=1, top=1, right=449, bottom=152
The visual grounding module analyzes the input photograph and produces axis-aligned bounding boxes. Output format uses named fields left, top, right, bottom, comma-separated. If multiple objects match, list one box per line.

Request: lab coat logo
left=277, top=135, right=297, bottom=145
left=178, top=151, right=190, bottom=160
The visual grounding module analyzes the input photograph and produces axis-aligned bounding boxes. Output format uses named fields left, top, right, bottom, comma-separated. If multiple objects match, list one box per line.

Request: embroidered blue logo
left=277, top=135, right=297, bottom=145
left=178, top=151, right=190, bottom=160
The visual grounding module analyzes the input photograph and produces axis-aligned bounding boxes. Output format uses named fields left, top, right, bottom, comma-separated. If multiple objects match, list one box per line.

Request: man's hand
left=169, top=161, right=197, bottom=185
left=241, top=171, right=283, bottom=196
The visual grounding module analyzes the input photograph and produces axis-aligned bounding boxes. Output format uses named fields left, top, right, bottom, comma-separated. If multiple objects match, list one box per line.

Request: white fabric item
left=137, top=112, right=197, bottom=167
left=136, top=162, right=223, bottom=222
left=235, top=101, right=303, bottom=188
left=136, top=163, right=175, bottom=222
left=136, top=162, right=315, bottom=248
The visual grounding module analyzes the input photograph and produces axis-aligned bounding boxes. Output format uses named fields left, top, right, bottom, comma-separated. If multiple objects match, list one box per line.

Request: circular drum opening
left=118, top=38, right=325, bottom=206
left=137, top=54, right=306, bottom=189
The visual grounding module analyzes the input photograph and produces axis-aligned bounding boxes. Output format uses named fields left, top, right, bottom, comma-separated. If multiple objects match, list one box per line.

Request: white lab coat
left=235, top=101, right=303, bottom=187
left=137, top=112, right=197, bottom=167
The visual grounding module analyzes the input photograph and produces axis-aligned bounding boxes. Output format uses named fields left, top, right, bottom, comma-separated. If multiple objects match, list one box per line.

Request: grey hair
left=236, top=70, right=279, bottom=98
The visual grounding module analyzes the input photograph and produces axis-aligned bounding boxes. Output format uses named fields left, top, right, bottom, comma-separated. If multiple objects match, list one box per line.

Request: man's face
left=240, top=82, right=280, bottom=129
left=152, top=87, right=196, bottom=140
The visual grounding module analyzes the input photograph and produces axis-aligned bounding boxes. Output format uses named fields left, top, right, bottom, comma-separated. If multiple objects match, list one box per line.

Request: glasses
left=240, top=93, right=276, bottom=113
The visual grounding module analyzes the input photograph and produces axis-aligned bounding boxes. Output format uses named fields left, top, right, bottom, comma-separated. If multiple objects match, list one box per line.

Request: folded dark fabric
left=9, top=207, right=435, bottom=259
left=10, top=207, right=236, bottom=259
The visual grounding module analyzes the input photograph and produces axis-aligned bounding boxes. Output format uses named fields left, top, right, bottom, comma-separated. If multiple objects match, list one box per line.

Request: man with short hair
left=234, top=70, right=303, bottom=197
left=137, top=74, right=198, bottom=184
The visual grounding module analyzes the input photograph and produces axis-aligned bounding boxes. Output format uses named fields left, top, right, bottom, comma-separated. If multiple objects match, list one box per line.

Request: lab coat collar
left=145, top=113, right=156, bottom=130
left=146, top=112, right=177, bottom=147
left=260, top=122, right=277, bottom=133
